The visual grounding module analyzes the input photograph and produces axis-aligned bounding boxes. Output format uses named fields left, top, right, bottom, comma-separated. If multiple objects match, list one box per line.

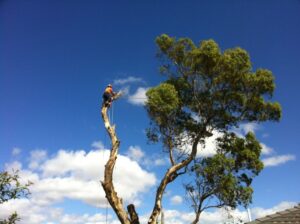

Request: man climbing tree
left=100, top=34, right=281, bottom=224
left=102, top=84, right=117, bottom=108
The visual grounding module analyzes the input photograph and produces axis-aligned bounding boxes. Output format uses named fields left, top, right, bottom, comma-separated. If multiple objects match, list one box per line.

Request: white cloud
left=5, top=161, right=22, bottom=171
left=0, top=143, right=157, bottom=223
left=113, top=76, right=144, bottom=85
left=127, top=146, right=144, bottom=162
left=0, top=198, right=48, bottom=224
left=260, top=143, right=274, bottom=155
left=170, top=195, right=183, bottom=205
left=262, top=154, right=296, bottom=167
left=232, top=123, right=260, bottom=138
left=0, top=198, right=112, bottom=224
left=91, top=141, right=105, bottom=149
left=240, top=123, right=260, bottom=134
left=250, top=201, right=297, bottom=220
left=12, top=147, right=21, bottom=156
left=40, top=149, right=156, bottom=206
left=197, top=130, right=223, bottom=157
left=154, top=158, right=167, bottom=166
left=179, top=130, right=223, bottom=158
left=127, top=87, right=148, bottom=106
left=142, top=154, right=169, bottom=168
left=0, top=155, right=297, bottom=224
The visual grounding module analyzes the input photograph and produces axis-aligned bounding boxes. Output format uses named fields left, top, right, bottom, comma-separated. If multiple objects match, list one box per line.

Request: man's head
left=107, top=84, right=112, bottom=88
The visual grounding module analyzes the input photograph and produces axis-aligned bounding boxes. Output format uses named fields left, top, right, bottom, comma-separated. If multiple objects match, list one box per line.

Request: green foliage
left=146, top=34, right=281, bottom=148
left=0, top=212, right=20, bottom=224
left=0, top=171, right=31, bottom=204
left=0, top=170, right=32, bottom=224
left=146, top=83, right=180, bottom=125
left=185, top=132, right=263, bottom=213
left=146, top=83, right=183, bottom=147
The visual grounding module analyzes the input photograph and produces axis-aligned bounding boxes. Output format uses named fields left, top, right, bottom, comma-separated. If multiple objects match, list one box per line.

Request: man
left=102, top=84, right=116, bottom=108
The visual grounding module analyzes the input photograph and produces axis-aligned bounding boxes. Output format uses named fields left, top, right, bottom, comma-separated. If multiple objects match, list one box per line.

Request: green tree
left=185, top=132, right=263, bottom=224
left=0, top=170, right=31, bottom=224
left=100, top=34, right=281, bottom=224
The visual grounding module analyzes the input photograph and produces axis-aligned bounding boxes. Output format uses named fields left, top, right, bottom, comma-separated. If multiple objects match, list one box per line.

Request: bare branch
left=101, top=102, right=133, bottom=224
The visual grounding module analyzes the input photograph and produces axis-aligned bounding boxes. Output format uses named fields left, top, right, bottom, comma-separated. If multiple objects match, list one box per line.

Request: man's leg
left=103, top=93, right=110, bottom=107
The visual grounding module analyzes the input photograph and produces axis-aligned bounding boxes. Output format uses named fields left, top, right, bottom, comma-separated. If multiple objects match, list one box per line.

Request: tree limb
left=148, top=134, right=201, bottom=224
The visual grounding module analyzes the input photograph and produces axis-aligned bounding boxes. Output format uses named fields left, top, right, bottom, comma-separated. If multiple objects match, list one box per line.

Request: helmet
left=107, top=84, right=112, bottom=88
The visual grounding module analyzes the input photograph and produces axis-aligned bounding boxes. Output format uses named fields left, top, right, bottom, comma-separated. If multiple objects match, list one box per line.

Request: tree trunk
left=128, top=204, right=140, bottom=224
left=100, top=93, right=139, bottom=224
left=147, top=135, right=201, bottom=224
left=191, top=212, right=200, bottom=224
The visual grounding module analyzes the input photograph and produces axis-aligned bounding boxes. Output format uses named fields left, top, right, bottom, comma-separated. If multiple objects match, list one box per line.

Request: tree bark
left=191, top=213, right=200, bottom=224
left=127, top=204, right=140, bottom=224
left=191, top=207, right=201, bottom=224
left=100, top=92, right=139, bottom=224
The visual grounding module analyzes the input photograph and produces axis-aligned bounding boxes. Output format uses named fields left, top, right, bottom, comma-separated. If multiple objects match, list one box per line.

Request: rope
left=101, top=113, right=108, bottom=224
left=106, top=200, right=108, bottom=224
left=111, top=102, right=114, bottom=125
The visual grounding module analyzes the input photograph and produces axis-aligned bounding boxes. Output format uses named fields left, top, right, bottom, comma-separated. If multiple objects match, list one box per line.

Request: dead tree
left=100, top=92, right=140, bottom=224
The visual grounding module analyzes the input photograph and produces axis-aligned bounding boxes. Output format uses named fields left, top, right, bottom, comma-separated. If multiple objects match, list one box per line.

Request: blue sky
left=1, top=1, right=300, bottom=223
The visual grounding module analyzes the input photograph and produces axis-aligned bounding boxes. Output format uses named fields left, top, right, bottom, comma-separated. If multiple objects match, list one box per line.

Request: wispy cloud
left=91, top=140, right=104, bottom=149
left=126, top=145, right=145, bottom=162
left=112, top=76, right=149, bottom=106
left=233, top=122, right=260, bottom=137
left=260, top=143, right=274, bottom=155
left=262, top=154, right=296, bottom=167
left=113, top=76, right=144, bottom=85
left=127, top=87, right=148, bottom=106
left=240, top=123, right=260, bottom=134
left=12, top=147, right=21, bottom=156
left=170, top=195, right=183, bottom=205
left=142, top=154, right=168, bottom=168
left=29, top=149, right=47, bottom=170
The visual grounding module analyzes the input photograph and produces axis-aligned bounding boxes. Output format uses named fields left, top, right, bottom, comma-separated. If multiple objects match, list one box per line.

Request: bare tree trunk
left=100, top=93, right=139, bottom=224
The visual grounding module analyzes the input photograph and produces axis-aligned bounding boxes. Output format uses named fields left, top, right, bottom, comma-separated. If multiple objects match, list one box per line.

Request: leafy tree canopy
left=146, top=34, right=281, bottom=151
